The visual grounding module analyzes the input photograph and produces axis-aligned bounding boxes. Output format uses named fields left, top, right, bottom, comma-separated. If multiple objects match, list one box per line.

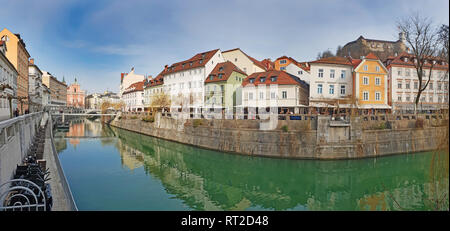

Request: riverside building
left=385, top=52, right=449, bottom=113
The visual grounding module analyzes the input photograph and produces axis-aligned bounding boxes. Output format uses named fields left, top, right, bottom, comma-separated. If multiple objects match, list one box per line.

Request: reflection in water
left=56, top=119, right=449, bottom=211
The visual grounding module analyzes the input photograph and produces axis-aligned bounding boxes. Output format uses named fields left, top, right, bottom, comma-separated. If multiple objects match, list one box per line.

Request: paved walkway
left=43, top=122, right=76, bottom=211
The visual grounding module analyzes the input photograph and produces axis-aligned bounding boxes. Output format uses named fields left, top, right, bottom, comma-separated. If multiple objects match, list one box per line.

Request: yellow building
left=351, top=53, right=390, bottom=112
left=0, top=28, right=31, bottom=114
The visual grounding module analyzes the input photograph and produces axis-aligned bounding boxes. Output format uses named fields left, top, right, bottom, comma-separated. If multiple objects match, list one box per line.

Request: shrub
left=130, top=116, right=137, bottom=119
left=118, top=116, right=122, bottom=120
left=281, top=125, right=289, bottom=132
left=193, top=119, right=203, bottom=128
left=415, top=118, right=424, bottom=128
left=142, top=116, right=155, bottom=123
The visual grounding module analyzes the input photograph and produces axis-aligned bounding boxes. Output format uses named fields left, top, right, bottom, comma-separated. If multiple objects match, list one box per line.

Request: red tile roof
left=242, top=70, right=308, bottom=87
left=204, top=61, right=247, bottom=83
left=365, top=52, right=379, bottom=60
left=123, top=80, right=144, bottom=94
left=222, top=48, right=268, bottom=71
left=275, top=56, right=311, bottom=71
left=261, top=58, right=275, bottom=70
left=385, top=52, right=448, bottom=70
left=162, top=49, right=219, bottom=76
left=309, top=56, right=353, bottom=66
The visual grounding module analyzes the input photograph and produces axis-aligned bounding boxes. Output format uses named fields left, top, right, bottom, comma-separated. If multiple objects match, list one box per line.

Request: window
left=341, top=70, right=346, bottom=79
left=398, top=69, right=402, bottom=75
left=280, top=67, right=286, bottom=71
left=438, top=96, right=442, bottom=103
left=406, top=82, right=410, bottom=89
left=364, top=65, right=368, bottom=71
left=270, top=76, right=277, bottom=82
left=249, top=78, right=255, bottom=83
left=329, top=85, right=334, bottom=95
left=406, top=69, right=410, bottom=76
left=318, top=69, right=323, bottom=78
left=414, top=82, right=418, bottom=89
left=398, top=95, right=402, bottom=102
left=406, top=95, right=411, bottom=102
left=282, top=91, right=287, bottom=99
left=330, top=69, right=335, bottom=78
left=398, top=82, right=402, bottom=89
left=218, top=74, right=223, bottom=79
left=363, top=76, right=369, bottom=85
left=438, top=83, right=442, bottom=90
left=298, top=71, right=303, bottom=75
left=243, top=68, right=247, bottom=73
left=280, top=60, right=287, bottom=64
left=209, top=75, right=213, bottom=80
left=271, top=92, right=276, bottom=99
left=375, top=77, right=380, bottom=86
left=430, top=83, right=433, bottom=90
left=376, top=66, right=380, bottom=72
left=317, top=84, right=323, bottom=94
left=363, top=91, right=369, bottom=101
left=260, top=77, right=266, bottom=83
left=340, top=85, right=345, bottom=95
left=235, top=58, right=237, bottom=62
left=259, top=92, right=264, bottom=99
left=219, top=67, right=224, bottom=72
left=375, top=92, right=381, bottom=101
left=429, top=96, right=433, bottom=102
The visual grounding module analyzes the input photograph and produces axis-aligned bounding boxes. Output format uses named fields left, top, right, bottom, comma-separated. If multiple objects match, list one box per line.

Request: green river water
left=54, top=119, right=449, bottom=211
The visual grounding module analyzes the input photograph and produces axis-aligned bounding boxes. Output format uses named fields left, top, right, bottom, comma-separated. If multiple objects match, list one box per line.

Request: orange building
left=274, top=56, right=296, bottom=71
left=0, top=28, right=31, bottom=114
left=351, top=53, right=390, bottom=113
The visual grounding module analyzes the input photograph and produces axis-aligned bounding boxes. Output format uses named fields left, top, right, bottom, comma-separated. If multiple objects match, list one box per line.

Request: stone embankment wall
left=0, top=112, right=43, bottom=185
left=110, top=112, right=448, bottom=160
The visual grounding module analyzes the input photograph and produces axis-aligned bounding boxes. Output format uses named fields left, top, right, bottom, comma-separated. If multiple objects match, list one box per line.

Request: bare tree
left=397, top=13, right=440, bottom=113
left=316, top=49, right=334, bottom=59
left=151, top=92, right=171, bottom=112
left=438, top=24, right=449, bottom=78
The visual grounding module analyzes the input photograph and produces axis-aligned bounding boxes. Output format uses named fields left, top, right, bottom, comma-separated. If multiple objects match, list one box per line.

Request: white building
left=241, top=70, right=309, bottom=114
left=385, top=53, right=449, bottom=113
left=0, top=40, right=18, bottom=120
left=222, top=48, right=267, bottom=75
left=42, top=84, right=50, bottom=108
left=143, top=73, right=164, bottom=110
left=28, top=58, right=43, bottom=112
left=308, top=57, right=354, bottom=108
left=161, top=49, right=225, bottom=112
left=285, top=62, right=312, bottom=84
left=119, top=68, right=145, bottom=97
left=123, top=80, right=144, bottom=112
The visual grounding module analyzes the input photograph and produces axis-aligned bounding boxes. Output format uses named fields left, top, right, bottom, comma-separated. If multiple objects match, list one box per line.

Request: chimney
left=164, top=65, right=168, bottom=71
left=30, top=58, right=34, bottom=65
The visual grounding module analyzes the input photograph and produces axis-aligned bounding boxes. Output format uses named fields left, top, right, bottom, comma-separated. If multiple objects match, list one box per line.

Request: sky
left=1, top=0, right=448, bottom=94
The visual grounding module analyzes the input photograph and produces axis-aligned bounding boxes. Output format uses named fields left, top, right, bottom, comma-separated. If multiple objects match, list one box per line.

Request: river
left=53, top=118, right=449, bottom=211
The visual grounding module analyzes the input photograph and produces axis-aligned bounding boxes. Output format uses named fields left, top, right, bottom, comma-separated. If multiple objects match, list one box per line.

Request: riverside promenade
left=0, top=112, right=76, bottom=211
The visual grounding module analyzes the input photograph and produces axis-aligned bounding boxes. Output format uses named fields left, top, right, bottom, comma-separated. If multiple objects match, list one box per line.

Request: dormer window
left=404, top=57, right=408, bottom=62
left=199, top=60, right=203, bottom=64
left=260, top=77, right=266, bottom=83
left=433, top=60, right=436, bottom=65
left=209, top=75, right=213, bottom=80
left=219, top=67, right=224, bottom=72
left=182, top=63, right=185, bottom=68
left=218, top=74, right=223, bottom=79
left=270, top=76, right=277, bottom=82
left=202, top=53, right=205, bottom=59
left=190, top=62, right=193, bottom=66
left=249, top=78, right=255, bottom=83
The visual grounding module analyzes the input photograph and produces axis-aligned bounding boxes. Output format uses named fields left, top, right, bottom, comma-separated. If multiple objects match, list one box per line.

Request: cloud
left=1, top=0, right=448, bottom=93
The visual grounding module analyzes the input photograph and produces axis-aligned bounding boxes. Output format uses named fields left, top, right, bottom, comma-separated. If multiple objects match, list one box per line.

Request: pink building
left=67, top=78, right=85, bottom=108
